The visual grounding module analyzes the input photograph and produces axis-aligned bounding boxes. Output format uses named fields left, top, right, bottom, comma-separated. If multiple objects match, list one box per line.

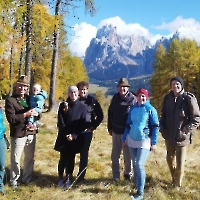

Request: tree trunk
left=25, top=0, right=33, bottom=84
left=9, top=46, right=14, bottom=96
left=48, top=0, right=61, bottom=111
left=19, top=50, right=23, bottom=77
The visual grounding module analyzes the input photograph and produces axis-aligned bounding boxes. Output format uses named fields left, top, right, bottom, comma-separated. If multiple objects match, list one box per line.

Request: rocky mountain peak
left=84, top=24, right=200, bottom=81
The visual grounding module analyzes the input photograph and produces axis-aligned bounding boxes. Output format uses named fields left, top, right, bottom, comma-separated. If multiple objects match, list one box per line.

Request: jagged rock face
left=84, top=25, right=153, bottom=80
left=84, top=24, right=200, bottom=81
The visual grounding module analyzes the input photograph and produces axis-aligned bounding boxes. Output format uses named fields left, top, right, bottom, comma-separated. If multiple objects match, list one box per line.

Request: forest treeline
left=1, top=1, right=200, bottom=113
left=150, top=38, right=200, bottom=114
left=0, top=0, right=95, bottom=110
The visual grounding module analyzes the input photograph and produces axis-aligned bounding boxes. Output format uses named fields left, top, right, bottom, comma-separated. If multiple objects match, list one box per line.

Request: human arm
left=91, top=99, right=104, bottom=130
left=159, top=96, right=167, bottom=134
left=5, top=97, right=36, bottom=124
left=68, top=102, right=87, bottom=140
left=122, top=108, right=132, bottom=143
left=107, top=95, right=116, bottom=134
left=150, top=144, right=156, bottom=152
left=149, top=106, right=159, bottom=146
left=57, top=102, right=67, bottom=137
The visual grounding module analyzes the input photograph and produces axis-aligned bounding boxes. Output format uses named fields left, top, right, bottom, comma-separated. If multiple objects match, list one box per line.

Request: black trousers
left=58, top=151, right=76, bottom=177
left=78, top=131, right=92, bottom=179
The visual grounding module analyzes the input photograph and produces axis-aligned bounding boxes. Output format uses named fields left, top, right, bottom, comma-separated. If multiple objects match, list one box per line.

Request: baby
left=26, top=83, right=48, bottom=131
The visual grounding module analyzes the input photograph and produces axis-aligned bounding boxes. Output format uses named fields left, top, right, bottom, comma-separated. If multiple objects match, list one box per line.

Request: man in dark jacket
left=160, top=76, right=200, bottom=189
left=5, top=75, right=39, bottom=189
left=108, top=78, right=137, bottom=181
left=76, top=81, right=104, bottom=183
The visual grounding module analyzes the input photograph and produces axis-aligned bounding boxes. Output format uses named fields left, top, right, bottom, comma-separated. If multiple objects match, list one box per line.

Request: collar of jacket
left=79, top=95, right=88, bottom=101
left=15, top=95, right=29, bottom=108
left=118, top=91, right=130, bottom=100
left=170, top=89, right=185, bottom=97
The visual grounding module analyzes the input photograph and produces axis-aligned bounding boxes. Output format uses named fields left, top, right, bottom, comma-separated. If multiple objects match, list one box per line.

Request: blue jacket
left=0, top=108, right=6, bottom=140
left=29, top=90, right=48, bottom=113
left=122, top=100, right=159, bottom=145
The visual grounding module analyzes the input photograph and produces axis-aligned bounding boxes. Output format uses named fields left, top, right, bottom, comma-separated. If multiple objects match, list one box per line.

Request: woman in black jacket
left=54, top=86, right=87, bottom=189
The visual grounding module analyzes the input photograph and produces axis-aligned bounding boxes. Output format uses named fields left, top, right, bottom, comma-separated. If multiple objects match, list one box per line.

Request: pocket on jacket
left=176, top=131, right=186, bottom=142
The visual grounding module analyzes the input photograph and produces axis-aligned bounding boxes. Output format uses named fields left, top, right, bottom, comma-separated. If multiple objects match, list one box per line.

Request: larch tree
left=150, top=38, right=200, bottom=114
left=48, top=0, right=96, bottom=111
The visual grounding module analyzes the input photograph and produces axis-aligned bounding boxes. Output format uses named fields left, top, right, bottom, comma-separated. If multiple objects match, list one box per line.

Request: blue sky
left=67, top=0, right=200, bottom=57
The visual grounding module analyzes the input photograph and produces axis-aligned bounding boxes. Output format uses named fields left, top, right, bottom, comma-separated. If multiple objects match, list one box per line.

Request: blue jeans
left=0, top=138, right=6, bottom=192
left=78, top=131, right=92, bottom=179
left=129, top=147, right=150, bottom=195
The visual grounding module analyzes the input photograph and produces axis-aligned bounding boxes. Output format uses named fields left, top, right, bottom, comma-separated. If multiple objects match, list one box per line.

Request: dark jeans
left=58, top=151, right=76, bottom=178
left=78, top=131, right=92, bottom=179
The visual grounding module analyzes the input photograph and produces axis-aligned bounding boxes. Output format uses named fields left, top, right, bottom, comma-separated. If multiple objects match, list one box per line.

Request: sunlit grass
left=3, top=111, right=200, bottom=199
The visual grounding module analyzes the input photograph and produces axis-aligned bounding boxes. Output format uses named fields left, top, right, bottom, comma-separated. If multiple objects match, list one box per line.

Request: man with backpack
left=160, top=76, right=200, bottom=190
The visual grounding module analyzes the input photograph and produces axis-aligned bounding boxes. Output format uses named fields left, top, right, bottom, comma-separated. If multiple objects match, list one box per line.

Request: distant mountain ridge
left=83, top=25, right=200, bottom=81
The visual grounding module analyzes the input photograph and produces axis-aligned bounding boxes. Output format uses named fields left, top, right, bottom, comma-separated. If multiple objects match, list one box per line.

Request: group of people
left=108, top=77, right=200, bottom=200
left=54, top=81, right=104, bottom=188
left=108, top=78, right=159, bottom=200
left=0, top=75, right=199, bottom=200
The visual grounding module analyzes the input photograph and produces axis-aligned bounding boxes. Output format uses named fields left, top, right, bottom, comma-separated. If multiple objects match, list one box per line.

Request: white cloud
left=98, top=16, right=151, bottom=37
left=98, top=16, right=166, bottom=46
left=69, top=16, right=200, bottom=57
left=69, top=22, right=97, bottom=57
left=154, top=16, right=200, bottom=32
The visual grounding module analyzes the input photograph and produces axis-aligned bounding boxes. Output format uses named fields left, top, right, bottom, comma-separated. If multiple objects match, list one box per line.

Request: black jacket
left=79, top=95, right=103, bottom=130
left=54, top=99, right=87, bottom=152
left=108, top=91, right=137, bottom=134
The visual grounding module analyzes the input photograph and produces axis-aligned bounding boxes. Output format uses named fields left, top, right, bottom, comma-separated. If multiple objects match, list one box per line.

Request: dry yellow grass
left=3, top=111, right=200, bottom=200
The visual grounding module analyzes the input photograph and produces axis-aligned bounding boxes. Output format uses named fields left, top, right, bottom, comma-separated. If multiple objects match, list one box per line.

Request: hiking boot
left=65, top=174, right=72, bottom=189
left=124, top=173, right=131, bottom=181
left=58, top=179, right=65, bottom=188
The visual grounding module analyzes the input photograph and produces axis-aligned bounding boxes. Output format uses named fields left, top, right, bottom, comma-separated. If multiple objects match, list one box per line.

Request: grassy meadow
left=2, top=110, right=200, bottom=200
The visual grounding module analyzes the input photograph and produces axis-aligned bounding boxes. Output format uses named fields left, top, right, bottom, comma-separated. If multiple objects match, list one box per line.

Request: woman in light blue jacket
left=0, top=103, right=6, bottom=195
left=122, top=88, right=159, bottom=200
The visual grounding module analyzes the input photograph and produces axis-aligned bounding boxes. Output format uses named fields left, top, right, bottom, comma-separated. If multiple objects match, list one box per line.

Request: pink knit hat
left=136, top=88, right=148, bottom=99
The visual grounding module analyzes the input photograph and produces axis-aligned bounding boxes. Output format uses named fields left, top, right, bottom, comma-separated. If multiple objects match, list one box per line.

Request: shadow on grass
left=4, top=167, right=58, bottom=188
left=4, top=167, right=129, bottom=193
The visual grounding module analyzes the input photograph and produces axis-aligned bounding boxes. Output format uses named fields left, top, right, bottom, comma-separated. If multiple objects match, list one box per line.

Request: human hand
left=66, top=134, right=73, bottom=141
left=150, top=145, right=156, bottom=152
left=31, top=109, right=38, bottom=116
left=4, top=135, right=10, bottom=149
left=24, top=109, right=38, bottom=118
left=181, top=127, right=189, bottom=133
left=85, top=127, right=94, bottom=132
left=122, top=142, right=127, bottom=148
